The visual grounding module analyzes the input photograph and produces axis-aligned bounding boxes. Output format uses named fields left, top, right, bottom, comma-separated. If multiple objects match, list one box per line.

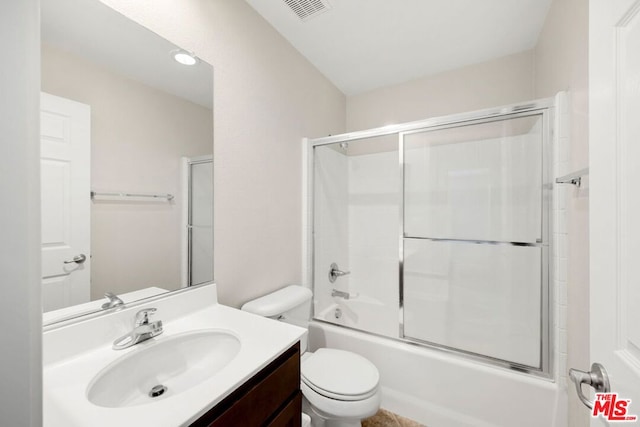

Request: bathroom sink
left=86, top=329, right=241, bottom=408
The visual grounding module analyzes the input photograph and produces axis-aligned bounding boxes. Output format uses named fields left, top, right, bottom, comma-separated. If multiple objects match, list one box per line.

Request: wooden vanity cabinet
left=190, top=342, right=302, bottom=427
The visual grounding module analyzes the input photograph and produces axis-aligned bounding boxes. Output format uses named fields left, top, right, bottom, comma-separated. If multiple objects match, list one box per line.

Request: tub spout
left=331, top=289, right=350, bottom=300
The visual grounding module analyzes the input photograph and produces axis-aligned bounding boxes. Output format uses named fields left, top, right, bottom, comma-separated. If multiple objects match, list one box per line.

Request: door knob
left=569, top=363, right=611, bottom=409
left=64, top=254, right=87, bottom=264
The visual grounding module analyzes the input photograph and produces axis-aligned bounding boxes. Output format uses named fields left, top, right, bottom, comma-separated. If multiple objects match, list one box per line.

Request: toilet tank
left=241, top=285, right=312, bottom=321
left=241, top=285, right=312, bottom=349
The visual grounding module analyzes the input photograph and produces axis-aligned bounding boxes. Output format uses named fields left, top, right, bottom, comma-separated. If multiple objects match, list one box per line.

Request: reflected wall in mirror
left=41, top=0, right=214, bottom=324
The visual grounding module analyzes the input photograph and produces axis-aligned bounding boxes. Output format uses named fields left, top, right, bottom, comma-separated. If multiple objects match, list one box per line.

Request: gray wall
left=0, top=0, right=42, bottom=425
left=100, top=0, right=347, bottom=308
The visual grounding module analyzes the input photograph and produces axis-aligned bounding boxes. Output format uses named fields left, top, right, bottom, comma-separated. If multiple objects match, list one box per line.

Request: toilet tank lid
left=241, top=285, right=312, bottom=317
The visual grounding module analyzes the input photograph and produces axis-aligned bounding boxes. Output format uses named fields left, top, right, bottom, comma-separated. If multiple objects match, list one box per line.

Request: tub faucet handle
left=329, top=263, right=350, bottom=283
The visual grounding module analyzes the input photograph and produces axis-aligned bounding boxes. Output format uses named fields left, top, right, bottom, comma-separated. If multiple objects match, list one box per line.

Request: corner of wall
left=0, top=1, right=43, bottom=425
left=553, top=91, right=570, bottom=391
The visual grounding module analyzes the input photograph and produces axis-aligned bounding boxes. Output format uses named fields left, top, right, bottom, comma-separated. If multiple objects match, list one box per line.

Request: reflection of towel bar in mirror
left=555, top=168, right=589, bottom=187
left=90, top=191, right=174, bottom=201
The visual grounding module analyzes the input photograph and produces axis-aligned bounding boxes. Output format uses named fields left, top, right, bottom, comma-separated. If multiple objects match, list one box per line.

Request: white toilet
left=241, top=285, right=381, bottom=427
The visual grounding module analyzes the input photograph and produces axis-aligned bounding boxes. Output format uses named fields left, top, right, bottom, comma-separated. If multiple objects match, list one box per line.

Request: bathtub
left=308, top=317, right=566, bottom=427
left=316, top=297, right=398, bottom=338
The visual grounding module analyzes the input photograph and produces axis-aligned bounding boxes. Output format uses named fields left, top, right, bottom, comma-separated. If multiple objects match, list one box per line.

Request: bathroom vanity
left=43, top=284, right=305, bottom=427
left=190, top=343, right=301, bottom=426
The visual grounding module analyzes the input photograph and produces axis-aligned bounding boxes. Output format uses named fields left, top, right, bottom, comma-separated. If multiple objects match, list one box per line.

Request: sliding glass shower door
left=401, top=114, right=548, bottom=369
left=310, top=102, right=551, bottom=375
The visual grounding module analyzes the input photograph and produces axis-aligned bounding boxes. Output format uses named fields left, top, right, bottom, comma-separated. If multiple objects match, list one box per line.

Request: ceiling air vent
left=283, top=0, right=332, bottom=21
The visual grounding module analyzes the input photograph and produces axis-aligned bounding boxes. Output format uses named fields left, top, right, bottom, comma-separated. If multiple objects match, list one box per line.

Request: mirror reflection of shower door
left=182, top=156, right=213, bottom=287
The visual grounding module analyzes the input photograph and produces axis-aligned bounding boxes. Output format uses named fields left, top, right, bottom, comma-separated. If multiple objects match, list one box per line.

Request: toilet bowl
left=301, top=349, right=380, bottom=427
left=241, top=285, right=381, bottom=427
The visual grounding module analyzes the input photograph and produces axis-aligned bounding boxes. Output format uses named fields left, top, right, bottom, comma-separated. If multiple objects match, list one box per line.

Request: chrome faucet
left=331, top=289, right=350, bottom=300
left=101, top=292, right=124, bottom=309
left=113, top=308, right=163, bottom=350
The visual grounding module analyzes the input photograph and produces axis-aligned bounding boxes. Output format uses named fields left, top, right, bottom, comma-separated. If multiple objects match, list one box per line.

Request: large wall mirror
left=41, top=0, right=214, bottom=325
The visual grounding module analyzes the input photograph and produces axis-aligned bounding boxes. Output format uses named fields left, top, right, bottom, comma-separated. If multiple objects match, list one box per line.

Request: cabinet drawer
left=267, top=392, right=302, bottom=427
left=192, top=342, right=300, bottom=427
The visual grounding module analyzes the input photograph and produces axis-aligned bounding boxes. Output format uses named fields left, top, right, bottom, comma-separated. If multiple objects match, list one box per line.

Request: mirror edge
left=43, top=281, right=216, bottom=330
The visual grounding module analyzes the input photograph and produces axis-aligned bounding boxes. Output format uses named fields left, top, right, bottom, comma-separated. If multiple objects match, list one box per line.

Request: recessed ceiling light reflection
left=172, top=49, right=199, bottom=66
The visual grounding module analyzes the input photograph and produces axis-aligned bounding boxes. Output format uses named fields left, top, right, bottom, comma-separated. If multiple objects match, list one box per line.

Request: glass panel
left=404, top=115, right=543, bottom=243
left=403, top=238, right=542, bottom=368
left=189, top=161, right=213, bottom=286
left=190, top=162, right=213, bottom=228
left=313, top=135, right=400, bottom=338
left=190, top=225, right=213, bottom=285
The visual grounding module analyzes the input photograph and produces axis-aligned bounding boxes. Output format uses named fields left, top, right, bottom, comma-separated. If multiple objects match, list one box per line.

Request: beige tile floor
left=362, top=409, right=424, bottom=427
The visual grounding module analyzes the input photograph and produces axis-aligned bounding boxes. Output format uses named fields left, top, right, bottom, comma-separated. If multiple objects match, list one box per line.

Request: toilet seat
left=301, top=348, right=379, bottom=401
left=301, top=381, right=381, bottom=421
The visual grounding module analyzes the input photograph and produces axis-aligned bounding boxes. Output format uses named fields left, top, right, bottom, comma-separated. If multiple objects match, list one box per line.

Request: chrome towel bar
left=91, top=191, right=174, bottom=201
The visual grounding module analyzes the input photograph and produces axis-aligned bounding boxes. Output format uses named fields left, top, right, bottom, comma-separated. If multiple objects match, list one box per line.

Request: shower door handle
left=569, top=363, right=610, bottom=409
left=329, top=263, right=350, bottom=283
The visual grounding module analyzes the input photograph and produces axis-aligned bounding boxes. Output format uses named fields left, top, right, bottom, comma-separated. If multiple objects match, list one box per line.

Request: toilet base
left=303, top=395, right=364, bottom=427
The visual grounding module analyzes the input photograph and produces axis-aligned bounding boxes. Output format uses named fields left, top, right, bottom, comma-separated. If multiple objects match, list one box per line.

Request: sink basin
left=86, top=329, right=241, bottom=408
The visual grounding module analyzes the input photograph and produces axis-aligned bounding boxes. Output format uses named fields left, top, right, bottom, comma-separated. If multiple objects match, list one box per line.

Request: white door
left=586, top=0, right=640, bottom=424
left=40, top=92, right=91, bottom=311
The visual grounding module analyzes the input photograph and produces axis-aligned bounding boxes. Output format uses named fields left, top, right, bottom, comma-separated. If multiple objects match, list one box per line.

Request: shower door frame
left=181, top=155, right=214, bottom=289
left=305, top=98, right=554, bottom=378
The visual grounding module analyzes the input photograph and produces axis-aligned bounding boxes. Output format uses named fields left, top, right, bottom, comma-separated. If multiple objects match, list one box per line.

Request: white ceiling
left=41, top=0, right=213, bottom=108
left=245, top=0, right=553, bottom=95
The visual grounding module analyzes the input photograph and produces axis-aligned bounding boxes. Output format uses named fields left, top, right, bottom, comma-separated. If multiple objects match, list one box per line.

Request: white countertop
left=43, top=284, right=305, bottom=427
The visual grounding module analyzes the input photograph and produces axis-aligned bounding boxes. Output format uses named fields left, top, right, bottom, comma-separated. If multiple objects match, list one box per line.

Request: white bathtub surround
left=43, top=283, right=305, bottom=426
left=347, top=143, right=400, bottom=338
left=312, top=136, right=401, bottom=338
left=313, top=146, right=350, bottom=316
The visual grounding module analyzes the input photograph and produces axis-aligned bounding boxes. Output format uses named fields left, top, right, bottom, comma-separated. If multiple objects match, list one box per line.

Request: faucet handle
left=102, top=292, right=124, bottom=309
left=135, top=308, right=157, bottom=326
left=329, top=263, right=351, bottom=283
